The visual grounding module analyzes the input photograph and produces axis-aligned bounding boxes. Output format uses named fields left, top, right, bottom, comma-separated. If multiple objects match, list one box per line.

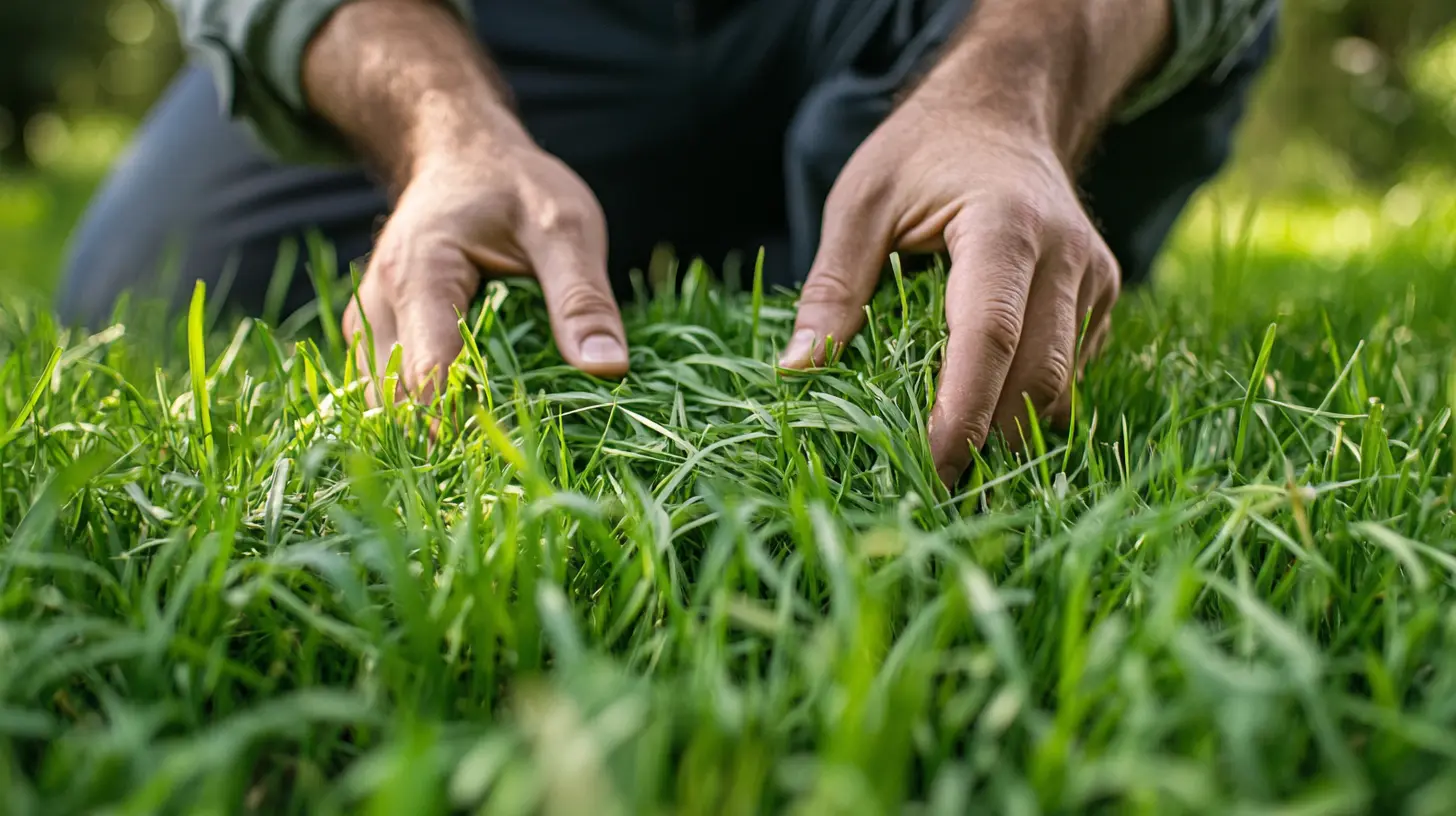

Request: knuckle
left=974, top=296, right=1025, bottom=363
left=955, top=403, right=998, bottom=451
left=998, top=196, right=1046, bottom=244
left=367, top=248, right=400, bottom=287
left=376, top=250, right=425, bottom=300
left=406, top=357, right=449, bottom=391
left=436, top=268, right=478, bottom=307
left=554, top=282, right=618, bottom=322
left=800, top=264, right=862, bottom=305
left=538, top=203, right=592, bottom=239
left=1027, top=352, right=1072, bottom=408
left=395, top=282, right=469, bottom=327
left=384, top=251, right=477, bottom=312
left=958, top=207, right=1038, bottom=269
left=370, top=225, right=416, bottom=279
left=993, top=231, right=1039, bottom=271
left=531, top=186, right=604, bottom=242
left=1058, top=224, right=1095, bottom=271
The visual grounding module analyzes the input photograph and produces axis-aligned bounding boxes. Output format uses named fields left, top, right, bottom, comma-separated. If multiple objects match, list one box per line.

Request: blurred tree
left=0, top=2, right=100, bottom=168
left=0, top=0, right=180, bottom=170
left=1225, top=0, right=1456, bottom=193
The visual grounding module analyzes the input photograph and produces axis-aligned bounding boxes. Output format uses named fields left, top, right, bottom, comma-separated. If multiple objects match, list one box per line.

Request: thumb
left=392, top=253, right=480, bottom=403
left=779, top=184, right=891, bottom=369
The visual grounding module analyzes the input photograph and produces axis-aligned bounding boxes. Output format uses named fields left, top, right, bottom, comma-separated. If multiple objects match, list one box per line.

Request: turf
left=3, top=202, right=1456, bottom=815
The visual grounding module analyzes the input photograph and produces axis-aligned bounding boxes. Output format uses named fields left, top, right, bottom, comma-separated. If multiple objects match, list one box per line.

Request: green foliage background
left=1245, top=0, right=1456, bottom=195
left=0, top=0, right=180, bottom=170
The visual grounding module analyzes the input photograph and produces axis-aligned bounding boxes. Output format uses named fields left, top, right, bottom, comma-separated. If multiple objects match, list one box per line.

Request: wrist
left=915, top=0, right=1171, bottom=168
left=303, top=0, right=528, bottom=192
left=917, top=38, right=1071, bottom=163
left=920, top=52, right=1071, bottom=169
left=399, top=92, right=533, bottom=186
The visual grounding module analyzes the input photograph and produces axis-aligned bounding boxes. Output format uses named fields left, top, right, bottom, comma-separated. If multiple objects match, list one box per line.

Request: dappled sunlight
left=20, top=113, right=132, bottom=175
left=1164, top=184, right=1456, bottom=274
left=1413, top=26, right=1456, bottom=116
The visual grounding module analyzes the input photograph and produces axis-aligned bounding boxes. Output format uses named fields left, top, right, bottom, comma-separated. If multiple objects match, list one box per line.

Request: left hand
left=778, top=95, right=1120, bottom=487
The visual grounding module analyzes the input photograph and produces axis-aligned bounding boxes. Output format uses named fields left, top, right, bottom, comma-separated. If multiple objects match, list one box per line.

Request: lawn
left=3, top=190, right=1456, bottom=814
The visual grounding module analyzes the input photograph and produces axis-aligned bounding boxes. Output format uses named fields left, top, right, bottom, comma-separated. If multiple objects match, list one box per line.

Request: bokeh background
left=2, top=0, right=1455, bottom=297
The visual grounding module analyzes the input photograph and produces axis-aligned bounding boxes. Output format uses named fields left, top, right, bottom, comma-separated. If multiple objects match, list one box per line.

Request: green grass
left=0, top=173, right=97, bottom=298
left=4, top=200, right=1456, bottom=815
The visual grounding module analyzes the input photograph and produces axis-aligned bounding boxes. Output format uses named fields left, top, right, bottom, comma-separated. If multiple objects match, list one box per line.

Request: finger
left=344, top=270, right=401, bottom=408
left=991, top=236, right=1087, bottom=447
left=391, top=249, right=480, bottom=403
left=1045, top=391, right=1074, bottom=432
left=1047, top=313, right=1108, bottom=432
left=522, top=206, right=629, bottom=378
left=928, top=213, right=1039, bottom=486
left=1045, top=251, right=1117, bottom=435
left=1081, top=314, right=1112, bottom=368
left=992, top=279, right=1077, bottom=443
left=779, top=174, right=893, bottom=369
left=1076, top=249, right=1120, bottom=372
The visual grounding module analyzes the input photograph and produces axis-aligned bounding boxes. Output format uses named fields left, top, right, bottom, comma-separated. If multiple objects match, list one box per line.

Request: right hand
left=343, top=140, right=629, bottom=404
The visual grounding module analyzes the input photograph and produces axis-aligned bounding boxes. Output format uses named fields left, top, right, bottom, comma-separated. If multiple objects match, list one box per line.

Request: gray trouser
left=59, top=0, right=1276, bottom=324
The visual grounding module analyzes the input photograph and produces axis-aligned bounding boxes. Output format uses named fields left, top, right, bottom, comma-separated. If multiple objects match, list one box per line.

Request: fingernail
left=779, top=329, right=816, bottom=368
left=580, top=333, right=628, bottom=366
left=937, top=464, right=961, bottom=488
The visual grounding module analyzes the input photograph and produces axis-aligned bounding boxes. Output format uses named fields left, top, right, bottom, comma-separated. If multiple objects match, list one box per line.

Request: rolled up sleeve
left=167, top=0, right=473, bottom=163
left=1119, top=0, right=1279, bottom=121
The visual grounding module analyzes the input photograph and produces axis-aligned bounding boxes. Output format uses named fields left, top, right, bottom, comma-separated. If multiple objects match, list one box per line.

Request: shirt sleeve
left=1119, top=0, right=1279, bottom=122
left=167, top=0, right=474, bottom=164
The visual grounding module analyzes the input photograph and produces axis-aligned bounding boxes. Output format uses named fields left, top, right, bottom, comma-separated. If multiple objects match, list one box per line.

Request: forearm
left=302, top=0, right=529, bottom=192
left=919, top=0, right=1173, bottom=167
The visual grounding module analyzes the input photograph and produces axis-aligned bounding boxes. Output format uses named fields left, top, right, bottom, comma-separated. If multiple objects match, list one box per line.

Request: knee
left=57, top=167, right=174, bottom=327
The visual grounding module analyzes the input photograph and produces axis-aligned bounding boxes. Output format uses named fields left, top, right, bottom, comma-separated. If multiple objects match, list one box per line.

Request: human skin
left=313, top=0, right=629, bottom=397
left=308, top=0, right=1171, bottom=485
left=774, top=0, right=1170, bottom=485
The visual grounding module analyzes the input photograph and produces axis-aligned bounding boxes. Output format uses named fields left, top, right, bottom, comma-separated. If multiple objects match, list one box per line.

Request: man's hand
left=305, top=0, right=627, bottom=402
left=347, top=138, right=627, bottom=402
left=779, top=104, right=1119, bottom=486
left=779, top=0, right=1173, bottom=486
